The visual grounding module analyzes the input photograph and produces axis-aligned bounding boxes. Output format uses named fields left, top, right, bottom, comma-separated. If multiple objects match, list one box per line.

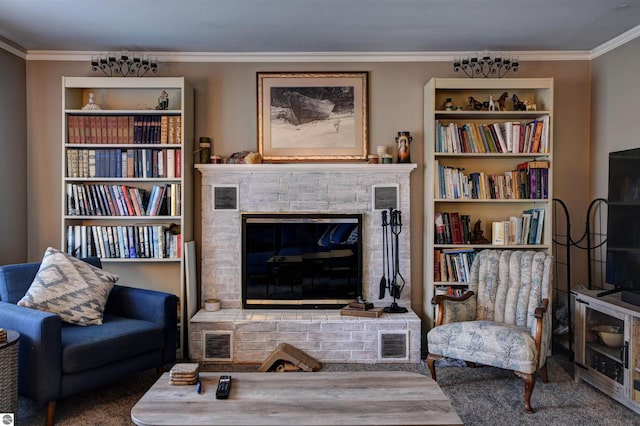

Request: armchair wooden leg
left=426, top=353, right=442, bottom=381
left=156, top=366, right=164, bottom=377
left=515, top=371, right=537, bottom=413
left=46, top=400, right=56, bottom=426
left=540, top=361, right=548, bottom=383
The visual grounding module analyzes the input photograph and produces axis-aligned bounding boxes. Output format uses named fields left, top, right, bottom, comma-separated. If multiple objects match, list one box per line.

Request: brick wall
left=198, top=163, right=416, bottom=307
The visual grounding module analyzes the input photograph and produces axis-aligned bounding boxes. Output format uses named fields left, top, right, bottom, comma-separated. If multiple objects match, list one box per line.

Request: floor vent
left=203, top=331, right=233, bottom=361
left=378, top=330, right=409, bottom=361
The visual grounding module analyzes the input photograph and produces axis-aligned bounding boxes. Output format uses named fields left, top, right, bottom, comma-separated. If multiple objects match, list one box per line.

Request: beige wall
left=24, top=59, right=592, bottom=318
left=0, top=49, right=27, bottom=264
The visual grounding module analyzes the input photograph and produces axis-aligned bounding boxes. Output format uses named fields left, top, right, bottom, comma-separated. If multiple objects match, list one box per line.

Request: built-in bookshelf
left=61, top=77, right=193, bottom=357
left=423, top=78, right=554, bottom=327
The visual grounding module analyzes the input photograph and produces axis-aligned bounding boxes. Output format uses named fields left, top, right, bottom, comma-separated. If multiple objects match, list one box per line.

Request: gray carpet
left=16, top=352, right=640, bottom=425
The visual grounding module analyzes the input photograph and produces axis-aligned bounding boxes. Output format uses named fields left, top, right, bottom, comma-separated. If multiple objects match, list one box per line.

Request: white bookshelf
left=423, top=77, right=554, bottom=328
left=61, top=76, right=194, bottom=358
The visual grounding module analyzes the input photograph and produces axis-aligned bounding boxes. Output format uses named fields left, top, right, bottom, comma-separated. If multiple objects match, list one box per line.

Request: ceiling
left=1, top=0, right=640, bottom=58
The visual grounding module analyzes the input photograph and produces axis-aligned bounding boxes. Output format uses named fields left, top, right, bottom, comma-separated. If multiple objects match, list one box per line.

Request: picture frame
left=258, top=71, right=368, bottom=162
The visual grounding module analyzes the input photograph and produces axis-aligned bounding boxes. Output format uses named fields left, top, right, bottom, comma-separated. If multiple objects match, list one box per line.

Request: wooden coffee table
left=131, top=371, right=462, bottom=425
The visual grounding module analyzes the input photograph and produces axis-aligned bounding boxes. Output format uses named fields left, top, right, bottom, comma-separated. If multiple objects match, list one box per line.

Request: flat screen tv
left=605, top=147, right=640, bottom=306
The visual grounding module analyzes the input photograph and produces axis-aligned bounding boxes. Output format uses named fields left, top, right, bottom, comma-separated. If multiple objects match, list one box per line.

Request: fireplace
left=242, top=213, right=363, bottom=308
left=191, top=163, right=421, bottom=364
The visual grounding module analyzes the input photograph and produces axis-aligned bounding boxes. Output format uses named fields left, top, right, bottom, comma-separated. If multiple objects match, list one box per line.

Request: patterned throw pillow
left=17, top=247, right=119, bottom=326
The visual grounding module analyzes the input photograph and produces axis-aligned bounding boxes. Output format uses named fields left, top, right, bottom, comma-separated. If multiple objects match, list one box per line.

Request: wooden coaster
left=170, top=377, right=199, bottom=385
left=170, top=363, right=200, bottom=376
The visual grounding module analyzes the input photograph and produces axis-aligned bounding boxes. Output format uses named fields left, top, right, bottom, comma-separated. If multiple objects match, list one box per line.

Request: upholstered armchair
left=426, top=250, right=553, bottom=413
left=0, top=253, right=177, bottom=426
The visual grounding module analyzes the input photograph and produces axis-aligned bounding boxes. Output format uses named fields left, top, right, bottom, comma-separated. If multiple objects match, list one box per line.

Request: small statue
left=81, top=92, right=101, bottom=110
left=512, top=94, right=526, bottom=111
left=156, top=91, right=169, bottom=110
left=524, top=100, right=537, bottom=111
left=395, top=131, right=412, bottom=163
left=496, top=92, right=508, bottom=111
left=467, top=96, right=483, bottom=111
left=470, top=220, right=490, bottom=244
left=443, top=98, right=453, bottom=111
left=488, top=95, right=496, bottom=111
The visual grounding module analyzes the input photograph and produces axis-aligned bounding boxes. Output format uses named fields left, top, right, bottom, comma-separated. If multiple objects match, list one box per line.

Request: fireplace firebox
left=242, top=213, right=363, bottom=308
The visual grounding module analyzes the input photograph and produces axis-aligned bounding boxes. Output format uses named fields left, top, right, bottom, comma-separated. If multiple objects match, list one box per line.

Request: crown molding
left=590, top=24, right=640, bottom=59
left=0, top=39, right=26, bottom=59
left=24, top=50, right=592, bottom=62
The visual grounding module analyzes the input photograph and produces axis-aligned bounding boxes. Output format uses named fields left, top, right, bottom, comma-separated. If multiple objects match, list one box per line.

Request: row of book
left=434, top=159, right=549, bottom=200
left=435, top=116, right=550, bottom=154
left=66, top=114, right=182, bottom=145
left=66, top=148, right=182, bottom=179
left=435, top=286, right=467, bottom=297
left=66, top=224, right=181, bottom=259
left=66, top=183, right=181, bottom=217
left=491, top=208, right=546, bottom=246
left=433, top=248, right=478, bottom=283
left=434, top=212, right=473, bottom=245
left=435, top=208, right=546, bottom=246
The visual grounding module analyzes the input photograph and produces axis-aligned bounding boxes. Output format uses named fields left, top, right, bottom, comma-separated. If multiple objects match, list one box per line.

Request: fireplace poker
left=391, top=210, right=406, bottom=298
left=379, top=210, right=389, bottom=299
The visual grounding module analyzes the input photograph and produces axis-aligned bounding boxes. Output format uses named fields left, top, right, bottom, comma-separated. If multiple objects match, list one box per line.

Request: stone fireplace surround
left=190, top=163, right=421, bottom=363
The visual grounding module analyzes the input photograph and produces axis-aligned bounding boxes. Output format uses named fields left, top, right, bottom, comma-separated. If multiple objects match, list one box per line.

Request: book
left=442, top=212, right=453, bottom=244
left=434, top=212, right=446, bottom=244
left=340, top=306, right=384, bottom=318
left=166, top=149, right=175, bottom=178
left=492, top=123, right=508, bottom=152
left=449, top=212, right=464, bottom=244
left=348, top=301, right=375, bottom=310
left=492, top=221, right=506, bottom=245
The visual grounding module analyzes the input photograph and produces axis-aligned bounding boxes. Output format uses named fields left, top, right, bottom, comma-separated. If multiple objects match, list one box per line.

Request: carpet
left=16, top=352, right=639, bottom=425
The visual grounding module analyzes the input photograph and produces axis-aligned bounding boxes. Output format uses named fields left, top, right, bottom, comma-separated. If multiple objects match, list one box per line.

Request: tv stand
left=573, top=289, right=640, bottom=414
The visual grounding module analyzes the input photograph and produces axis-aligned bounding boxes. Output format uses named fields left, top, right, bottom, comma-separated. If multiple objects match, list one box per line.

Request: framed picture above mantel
left=257, top=72, right=368, bottom=162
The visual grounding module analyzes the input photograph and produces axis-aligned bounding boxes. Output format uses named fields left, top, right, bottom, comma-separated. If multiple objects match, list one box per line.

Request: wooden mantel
left=195, top=162, right=417, bottom=174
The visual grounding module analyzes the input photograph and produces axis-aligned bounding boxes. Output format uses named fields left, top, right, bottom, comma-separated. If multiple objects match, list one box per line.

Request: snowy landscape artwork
left=270, top=86, right=355, bottom=149
left=258, top=72, right=367, bottom=161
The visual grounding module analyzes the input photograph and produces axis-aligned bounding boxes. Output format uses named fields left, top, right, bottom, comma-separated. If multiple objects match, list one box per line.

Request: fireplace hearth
left=242, top=213, right=363, bottom=308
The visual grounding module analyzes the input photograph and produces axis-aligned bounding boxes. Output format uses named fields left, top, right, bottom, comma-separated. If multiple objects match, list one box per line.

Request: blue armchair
left=0, top=258, right=177, bottom=426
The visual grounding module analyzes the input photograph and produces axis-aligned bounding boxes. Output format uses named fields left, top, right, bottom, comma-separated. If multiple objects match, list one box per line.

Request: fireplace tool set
left=379, top=208, right=408, bottom=313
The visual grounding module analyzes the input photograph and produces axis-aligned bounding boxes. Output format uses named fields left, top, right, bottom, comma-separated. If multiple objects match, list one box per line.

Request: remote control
left=215, top=375, right=232, bottom=399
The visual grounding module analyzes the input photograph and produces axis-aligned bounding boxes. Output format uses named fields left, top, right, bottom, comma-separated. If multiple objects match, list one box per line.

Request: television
left=605, top=147, right=640, bottom=306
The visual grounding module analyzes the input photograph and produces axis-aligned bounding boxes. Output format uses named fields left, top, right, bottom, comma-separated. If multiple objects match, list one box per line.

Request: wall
left=591, top=38, right=640, bottom=198
left=587, top=38, right=640, bottom=290
left=0, top=49, right=27, bottom=264
left=24, top=59, right=592, bottom=322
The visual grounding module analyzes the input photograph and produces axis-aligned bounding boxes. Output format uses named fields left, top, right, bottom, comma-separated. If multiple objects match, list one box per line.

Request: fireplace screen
left=242, top=213, right=363, bottom=308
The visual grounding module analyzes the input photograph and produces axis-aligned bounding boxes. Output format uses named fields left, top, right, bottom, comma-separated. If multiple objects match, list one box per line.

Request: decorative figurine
left=524, top=100, right=537, bottom=111
left=511, top=94, right=526, bottom=111
left=470, top=219, right=490, bottom=244
left=156, top=90, right=169, bottom=110
left=488, top=94, right=496, bottom=111
left=81, top=92, right=101, bottom=110
left=443, top=98, right=454, bottom=111
left=396, top=131, right=412, bottom=163
left=467, top=96, right=483, bottom=111
left=496, top=92, right=508, bottom=111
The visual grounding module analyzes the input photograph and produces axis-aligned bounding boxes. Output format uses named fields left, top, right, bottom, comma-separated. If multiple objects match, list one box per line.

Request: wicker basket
left=0, top=331, right=20, bottom=414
